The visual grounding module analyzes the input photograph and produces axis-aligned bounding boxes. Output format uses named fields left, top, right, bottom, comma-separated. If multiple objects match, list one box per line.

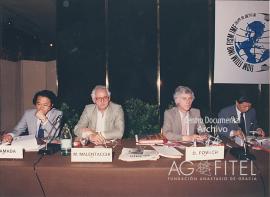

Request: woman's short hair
left=32, top=90, right=57, bottom=106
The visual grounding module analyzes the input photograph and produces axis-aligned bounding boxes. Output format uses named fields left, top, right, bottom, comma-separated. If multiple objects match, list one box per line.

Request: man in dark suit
left=2, top=90, right=62, bottom=143
left=162, top=86, right=206, bottom=141
left=217, top=94, right=265, bottom=139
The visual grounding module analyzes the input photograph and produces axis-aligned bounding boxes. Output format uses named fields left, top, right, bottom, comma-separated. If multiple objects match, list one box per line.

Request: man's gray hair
left=173, top=86, right=195, bottom=102
left=91, top=85, right=111, bottom=102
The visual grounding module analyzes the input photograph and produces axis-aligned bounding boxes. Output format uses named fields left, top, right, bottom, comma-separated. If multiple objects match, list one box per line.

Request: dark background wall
left=57, top=0, right=159, bottom=111
left=108, top=0, right=157, bottom=105
left=160, top=0, right=209, bottom=117
left=57, top=0, right=106, bottom=112
left=1, top=0, right=267, bottom=132
left=56, top=0, right=269, bottom=134
left=0, top=21, right=55, bottom=61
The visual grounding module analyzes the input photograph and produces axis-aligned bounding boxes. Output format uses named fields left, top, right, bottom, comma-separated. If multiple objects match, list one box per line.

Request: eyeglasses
left=95, top=96, right=109, bottom=102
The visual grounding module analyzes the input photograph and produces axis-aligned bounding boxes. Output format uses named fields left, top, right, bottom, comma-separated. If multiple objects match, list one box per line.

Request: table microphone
left=38, top=114, right=62, bottom=155
left=230, top=132, right=256, bottom=160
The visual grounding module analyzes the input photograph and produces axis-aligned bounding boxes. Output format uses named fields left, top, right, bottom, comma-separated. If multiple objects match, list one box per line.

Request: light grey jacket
left=162, top=107, right=206, bottom=140
left=74, top=102, right=124, bottom=139
left=12, top=108, right=63, bottom=138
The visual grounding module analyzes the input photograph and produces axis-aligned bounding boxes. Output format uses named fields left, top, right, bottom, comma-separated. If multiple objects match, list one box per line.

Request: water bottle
left=60, top=124, right=72, bottom=156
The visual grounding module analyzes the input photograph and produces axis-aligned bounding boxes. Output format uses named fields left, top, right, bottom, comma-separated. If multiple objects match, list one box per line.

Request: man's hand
left=182, top=135, right=193, bottom=142
left=35, top=110, right=47, bottom=123
left=2, top=134, right=13, bottom=144
left=81, top=128, right=94, bottom=139
left=81, top=128, right=94, bottom=133
left=195, top=134, right=208, bottom=141
left=182, top=134, right=208, bottom=142
left=256, top=128, right=265, bottom=137
left=233, top=130, right=245, bottom=139
left=89, top=133, right=105, bottom=145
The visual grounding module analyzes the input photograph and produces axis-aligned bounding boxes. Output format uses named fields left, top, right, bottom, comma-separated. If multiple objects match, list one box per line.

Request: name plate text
left=0, top=146, right=23, bottom=159
left=71, top=148, right=112, bottom=162
left=185, top=146, right=224, bottom=161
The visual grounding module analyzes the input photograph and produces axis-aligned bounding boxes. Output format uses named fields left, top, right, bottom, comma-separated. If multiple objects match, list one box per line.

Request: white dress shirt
left=229, top=107, right=246, bottom=136
left=179, top=110, right=190, bottom=135
left=96, top=109, right=107, bottom=136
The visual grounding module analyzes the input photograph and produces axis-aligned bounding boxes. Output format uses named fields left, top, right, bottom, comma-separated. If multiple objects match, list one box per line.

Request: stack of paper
left=11, top=135, right=44, bottom=152
left=151, top=145, right=183, bottom=158
left=119, top=148, right=160, bottom=162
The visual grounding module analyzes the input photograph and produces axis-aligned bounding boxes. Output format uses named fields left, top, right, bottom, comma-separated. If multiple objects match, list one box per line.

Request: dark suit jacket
left=12, top=108, right=63, bottom=138
left=162, top=107, right=206, bottom=141
left=217, top=105, right=258, bottom=137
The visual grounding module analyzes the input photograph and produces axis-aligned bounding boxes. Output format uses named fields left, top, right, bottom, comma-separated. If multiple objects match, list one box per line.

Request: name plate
left=0, top=146, right=23, bottom=159
left=71, top=148, right=112, bottom=162
left=185, top=146, right=224, bottom=161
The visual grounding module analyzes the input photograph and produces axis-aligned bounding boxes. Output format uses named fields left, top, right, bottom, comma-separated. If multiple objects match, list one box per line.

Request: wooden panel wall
left=0, top=59, right=57, bottom=131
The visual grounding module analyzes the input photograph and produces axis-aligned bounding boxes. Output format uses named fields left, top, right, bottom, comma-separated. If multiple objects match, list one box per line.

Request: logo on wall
left=226, top=13, right=269, bottom=72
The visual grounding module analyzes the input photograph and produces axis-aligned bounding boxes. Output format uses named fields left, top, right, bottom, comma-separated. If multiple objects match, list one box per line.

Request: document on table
left=119, top=148, right=160, bottom=162
left=11, top=135, right=45, bottom=152
left=151, top=145, right=183, bottom=158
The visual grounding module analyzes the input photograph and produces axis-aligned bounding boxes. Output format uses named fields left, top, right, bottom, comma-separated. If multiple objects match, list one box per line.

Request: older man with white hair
left=74, top=85, right=124, bottom=145
left=162, top=86, right=206, bottom=141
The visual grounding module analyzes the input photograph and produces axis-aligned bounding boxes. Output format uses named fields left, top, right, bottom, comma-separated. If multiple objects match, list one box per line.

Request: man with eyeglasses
left=217, top=93, right=265, bottom=139
left=74, top=85, right=124, bottom=145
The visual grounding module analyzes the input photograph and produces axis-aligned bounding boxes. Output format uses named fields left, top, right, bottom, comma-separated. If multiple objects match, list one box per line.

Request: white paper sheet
left=152, top=146, right=183, bottom=158
left=11, top=135, right=44, bottom=152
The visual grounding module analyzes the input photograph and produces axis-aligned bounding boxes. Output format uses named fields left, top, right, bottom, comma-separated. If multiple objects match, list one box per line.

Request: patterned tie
left=37, top=123, right=44, bottom=139
left=239, top=112, right=246, bottom=135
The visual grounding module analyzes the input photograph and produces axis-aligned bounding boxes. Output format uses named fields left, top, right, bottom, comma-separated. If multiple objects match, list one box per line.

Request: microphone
left=46, top=114, right=63, bottom=142
left=208, top=135, right=222, bottom=145
left=249, top=122, right=258, bottom=137
left=226, top=115, right=256, bottom=160
left=230, top=132, right=256, bottom=160
left=38, top=114, right=63, bottom=155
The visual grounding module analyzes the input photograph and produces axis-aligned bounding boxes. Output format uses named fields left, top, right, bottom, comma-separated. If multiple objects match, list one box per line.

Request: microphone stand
left=230, top=131, right=256, bottom=160
left=242, top=132, right=256, bottom=160
left=38, top=115, right=62, bottom=155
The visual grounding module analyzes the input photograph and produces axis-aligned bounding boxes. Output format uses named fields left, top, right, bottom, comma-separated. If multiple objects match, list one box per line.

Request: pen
left=226, top=144, right=232, bottom=148
left=154, top=144, right=164, bottom=146
left=0, top=142, right=11, bottom=146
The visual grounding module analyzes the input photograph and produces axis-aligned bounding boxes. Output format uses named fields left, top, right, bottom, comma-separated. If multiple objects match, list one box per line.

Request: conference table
left=0, top=139, right=269, bottom=197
